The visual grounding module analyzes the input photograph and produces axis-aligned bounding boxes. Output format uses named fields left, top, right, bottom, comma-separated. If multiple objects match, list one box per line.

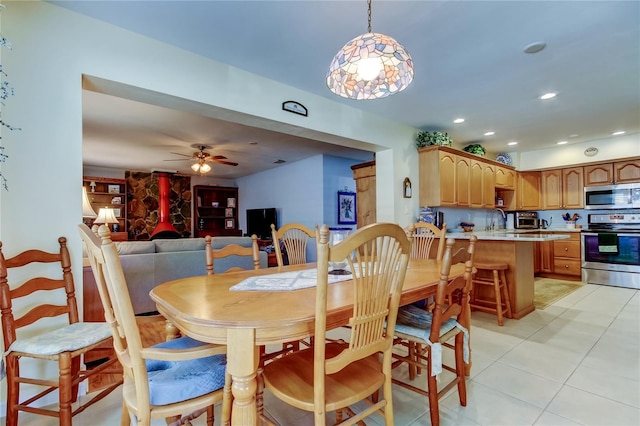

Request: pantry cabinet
left=351, top=161, right=377, bottom=229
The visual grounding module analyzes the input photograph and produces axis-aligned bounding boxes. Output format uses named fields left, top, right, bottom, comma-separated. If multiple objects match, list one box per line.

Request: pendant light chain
left=367, top=0, right=372, bottom=33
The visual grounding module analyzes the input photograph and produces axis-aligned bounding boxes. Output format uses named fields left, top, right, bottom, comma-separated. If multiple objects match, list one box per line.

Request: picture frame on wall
left=227, top=198, right=236, bottom=208
left=225, top=218, right=234, bottom=229
left=225, top=208, right=233, bottom=217
left=337, top=191, right=357, bottom=225
left=107, top=184, right=120, bottom=194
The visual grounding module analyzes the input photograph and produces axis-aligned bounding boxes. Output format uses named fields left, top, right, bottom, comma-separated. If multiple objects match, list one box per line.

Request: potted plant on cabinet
left=415, top=131, right=453, bottom=149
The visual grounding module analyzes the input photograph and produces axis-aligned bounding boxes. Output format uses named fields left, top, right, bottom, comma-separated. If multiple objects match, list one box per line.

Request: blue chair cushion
left=145, top=336, right=227, bottom=406
left=394, top=304, right=459, bottom=342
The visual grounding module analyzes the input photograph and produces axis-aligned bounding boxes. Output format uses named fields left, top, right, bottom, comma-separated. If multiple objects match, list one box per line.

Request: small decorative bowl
left=211, top=202, right=219, bottom=208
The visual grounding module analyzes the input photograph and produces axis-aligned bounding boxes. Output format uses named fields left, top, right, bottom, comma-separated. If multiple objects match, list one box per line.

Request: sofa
left=83, top=236, right=267, bottom=316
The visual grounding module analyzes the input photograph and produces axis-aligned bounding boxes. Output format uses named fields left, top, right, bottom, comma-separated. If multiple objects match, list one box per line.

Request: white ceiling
left=52, top=1, right=640, bottom=178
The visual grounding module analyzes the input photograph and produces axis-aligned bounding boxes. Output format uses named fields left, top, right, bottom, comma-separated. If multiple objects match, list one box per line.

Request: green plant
left=415, top=131, right=452, bottom=149
left=463, top=144, right=486, bottom=156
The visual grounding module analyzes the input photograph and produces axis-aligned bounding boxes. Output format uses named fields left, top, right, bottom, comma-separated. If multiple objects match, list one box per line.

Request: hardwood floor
left=88, top=314, right=167, bottom=392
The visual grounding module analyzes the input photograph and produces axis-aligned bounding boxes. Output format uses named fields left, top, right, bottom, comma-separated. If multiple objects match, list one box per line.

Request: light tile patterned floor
left=4, top=283, right=639, bottom=425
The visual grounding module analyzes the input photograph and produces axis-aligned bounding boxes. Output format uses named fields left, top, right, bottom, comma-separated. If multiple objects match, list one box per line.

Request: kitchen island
left=447, top=230, right=571, bottom=318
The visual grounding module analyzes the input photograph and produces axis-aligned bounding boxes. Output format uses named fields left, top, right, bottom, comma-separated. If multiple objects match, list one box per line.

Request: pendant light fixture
left=327, top=0, right=414, bottom=100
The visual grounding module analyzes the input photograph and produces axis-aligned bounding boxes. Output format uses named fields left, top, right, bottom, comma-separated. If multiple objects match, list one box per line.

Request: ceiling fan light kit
left=164, top=144, right=237, bottom=175
left=327, top=0, right=414, bottom=100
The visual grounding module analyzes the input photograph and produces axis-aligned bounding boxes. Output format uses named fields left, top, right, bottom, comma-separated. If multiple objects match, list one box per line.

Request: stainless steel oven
left=581, top=213, right=640, bottom=289
left=584, top=183, right=640, bottom=209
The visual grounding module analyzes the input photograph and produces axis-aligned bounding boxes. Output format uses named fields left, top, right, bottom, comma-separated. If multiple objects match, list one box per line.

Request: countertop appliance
left=581, top=213, right=640, bottom=289
left=514, top=211, right=539, bottom=229
left=584, top=183, right=640, bottom=209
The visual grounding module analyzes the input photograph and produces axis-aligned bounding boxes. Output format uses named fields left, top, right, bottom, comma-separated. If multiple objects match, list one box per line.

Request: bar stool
left=470, top=262, right=512, bottom=325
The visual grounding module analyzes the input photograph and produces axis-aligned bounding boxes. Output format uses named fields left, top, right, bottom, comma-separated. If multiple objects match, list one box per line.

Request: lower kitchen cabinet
left=536, top=232, right=582, bottom=280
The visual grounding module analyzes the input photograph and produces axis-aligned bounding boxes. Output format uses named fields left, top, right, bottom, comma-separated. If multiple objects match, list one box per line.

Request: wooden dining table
left=150, top=258, right=466, bottom=425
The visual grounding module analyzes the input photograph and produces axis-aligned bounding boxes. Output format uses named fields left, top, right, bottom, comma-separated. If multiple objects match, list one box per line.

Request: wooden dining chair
left=406, top=221, right=448, bottom=261
left=270, top=223, right=317, bottom=267
left=205, top=234, right=260, bottom=274
left=391, top=236, right=477, bottom=426
left=0, top=237, right=120, bottom=426
left=261, top=223, right=411, bottom=425
left=79, top=224, right=231, bottom=426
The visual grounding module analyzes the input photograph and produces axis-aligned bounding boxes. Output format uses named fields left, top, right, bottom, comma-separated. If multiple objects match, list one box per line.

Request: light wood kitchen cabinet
left=456, top=156, right=471, bottom=207
left=351, top=161, right=376, bottom=229
left=470, top=160, right=495, bottom=208
left=535, top=232, right=581, bottom=280
left=517, top=171, right=541, bottom=210
left=542, top=167, right=584, bottom=209
left=419, top=148, right=457, bottom=207
left=584, top=159, right=640, bottom=185
left=495, top=166, right=516, bottom=189
left=539, top=239, right=554, bottom=273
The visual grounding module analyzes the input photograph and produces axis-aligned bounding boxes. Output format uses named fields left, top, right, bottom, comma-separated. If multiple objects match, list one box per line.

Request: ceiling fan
left=164, top=144, right=238, bottom=174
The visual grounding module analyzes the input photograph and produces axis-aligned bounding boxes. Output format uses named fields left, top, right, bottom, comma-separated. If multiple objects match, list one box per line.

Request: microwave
left=584, top=183, right=640, bottom=209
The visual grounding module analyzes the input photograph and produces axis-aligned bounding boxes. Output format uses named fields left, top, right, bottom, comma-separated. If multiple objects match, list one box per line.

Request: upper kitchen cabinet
left=495, top=166, right=516, bottom=190
left=419, top=147, right=457, bottom=207
left=541, top=167, right=584, bottom=209
left=584, top=159, right=640, bottom=186
left=517, top=171, right=541, bottom=210
left=470, top=159, right=495, bottom=208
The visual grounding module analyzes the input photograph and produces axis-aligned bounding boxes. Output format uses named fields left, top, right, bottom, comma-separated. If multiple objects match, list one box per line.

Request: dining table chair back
left=0, top=236, right=120, bottom=426
left=392, top=236, right=477, bottom=426
left=262, top=222, right=411, bottom=425
left=79, top=224, right=230, bottom=426
left=407, top=222, right=448, bottom=261
left=205, top=234, right=260, bottom=274
left=270, top=223, right=317, bottom=267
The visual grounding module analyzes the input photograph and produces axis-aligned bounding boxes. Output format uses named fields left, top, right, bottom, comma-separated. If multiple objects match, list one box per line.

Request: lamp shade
left=94, top=207, right=119, bottom=225
left=82, top=186, right=97, bottom=218
left=327, top=32, right=414, bottom=100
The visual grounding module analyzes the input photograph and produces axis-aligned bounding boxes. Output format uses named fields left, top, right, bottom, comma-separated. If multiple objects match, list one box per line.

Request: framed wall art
left=403, top=177, right=412, bottom=198
left=225, top=218, right=235, bottom=229
left=337, top=191, right=357, bottom=225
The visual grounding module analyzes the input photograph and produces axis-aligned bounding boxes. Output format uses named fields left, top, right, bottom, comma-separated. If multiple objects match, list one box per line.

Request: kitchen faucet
left=487, top=207, right=507, bottom=231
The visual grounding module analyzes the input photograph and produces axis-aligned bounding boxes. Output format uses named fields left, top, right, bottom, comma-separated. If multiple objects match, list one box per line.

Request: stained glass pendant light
left=327, top=0, right=414, bottom=100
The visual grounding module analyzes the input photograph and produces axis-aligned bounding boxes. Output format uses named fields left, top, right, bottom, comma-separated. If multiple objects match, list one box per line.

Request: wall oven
left=581, top=213, right=640, bottom=289
left=584, top=183, right=640, bottom=209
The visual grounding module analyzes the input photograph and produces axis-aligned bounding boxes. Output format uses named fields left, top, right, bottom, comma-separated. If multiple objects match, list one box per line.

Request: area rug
left=534, top=278, right=585, bottom=310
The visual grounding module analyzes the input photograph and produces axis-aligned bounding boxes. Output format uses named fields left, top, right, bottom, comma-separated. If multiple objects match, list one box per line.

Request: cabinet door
left=455, top=156, right=470, bottom=207
left=614, top=160, right=640, bottom=183
left=541, top=170, right=562, bottom=210
left=495, top=166, right=516, bottom=189
left=517, top=172, right=541, bottom=210
left=469, top=160, right=484, bottom=208
left=539, top=240, right=554, bottom=273
left=482, top=163, right=496, bottom=208
left=562, top=167, right=584, bottom=208
left=584, top=163, right=613, bottom=186
left=439, top=152, right=457, bottom=206
left=353, top=165, right=376, bottom=229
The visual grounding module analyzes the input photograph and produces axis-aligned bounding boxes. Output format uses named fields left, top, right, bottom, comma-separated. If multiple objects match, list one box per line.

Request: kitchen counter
left=447, top=230, right=571, bottom=319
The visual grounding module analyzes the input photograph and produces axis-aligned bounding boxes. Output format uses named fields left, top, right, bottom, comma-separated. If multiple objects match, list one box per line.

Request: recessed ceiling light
left=484, top=131, right=495, bottom=136
left=539, top=92, right=557, bottom=100
left=612, top=130, right=626, bottom=136
left=557, top=141, right=568, bottom=145
left=569, top=134, right=579, bottom=138
left=507, top=141, right=518, bottom=146
left=524, top=41, right=546, bottom=54
left=453, top=118, right=465, bottom=124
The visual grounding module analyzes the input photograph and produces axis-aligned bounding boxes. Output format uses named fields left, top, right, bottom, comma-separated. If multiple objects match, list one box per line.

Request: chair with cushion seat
left=261, top=223, right=411, bottom=425
left=391, top=236, right=477, bottom=426
left=205, top=234, right=260, bottom=274
left=407, top=222, right=448, bottom=262
left=270, top=223, right=317, bottom=267
left=0, top=237, right=121, bottom=426
left=469, top=261, right=512, bottom=326
left=79, top=224, right=231, bottom=426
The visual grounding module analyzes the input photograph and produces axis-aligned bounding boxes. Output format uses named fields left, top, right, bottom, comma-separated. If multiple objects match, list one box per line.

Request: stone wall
left=125, top=172, right=192, bottom=240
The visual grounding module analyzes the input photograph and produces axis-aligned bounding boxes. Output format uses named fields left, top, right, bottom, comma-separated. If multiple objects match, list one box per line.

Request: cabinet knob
left=564, top=264, right=569, bottom=269
left=564, top=247, right=568, bottom=251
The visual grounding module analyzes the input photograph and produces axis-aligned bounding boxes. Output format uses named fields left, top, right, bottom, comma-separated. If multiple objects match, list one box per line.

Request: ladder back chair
left=270, top=223, right=317, bottom=267
left=392, top=236, right=477, bottom=426
left=79, top=224, right=231, bottom=426
left=261, top=223, right=411, bottom=425
left=205, top=234, right=260, bottom=274
left=407, top=222, right=448, bottom=261
left=0, top=237, right=120, bottom=426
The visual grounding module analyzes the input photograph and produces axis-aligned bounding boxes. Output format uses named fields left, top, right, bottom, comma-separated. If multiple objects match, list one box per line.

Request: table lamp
left=94, top=207, right=119, bottom=232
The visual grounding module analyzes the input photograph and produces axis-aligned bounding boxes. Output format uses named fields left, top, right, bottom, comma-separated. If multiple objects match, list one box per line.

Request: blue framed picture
left=338, top=191, right=357, bottom=225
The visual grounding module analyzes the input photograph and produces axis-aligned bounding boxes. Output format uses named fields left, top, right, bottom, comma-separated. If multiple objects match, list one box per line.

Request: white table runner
left=229, top=269, right=352, bottom=291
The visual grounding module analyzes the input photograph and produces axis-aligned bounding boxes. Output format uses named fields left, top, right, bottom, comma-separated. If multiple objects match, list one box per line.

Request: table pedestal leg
left=227, top=328, right=259, bottom=425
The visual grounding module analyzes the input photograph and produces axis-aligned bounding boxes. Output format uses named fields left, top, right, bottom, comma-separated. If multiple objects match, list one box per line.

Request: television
left=246, top=208, right=277, bottom=240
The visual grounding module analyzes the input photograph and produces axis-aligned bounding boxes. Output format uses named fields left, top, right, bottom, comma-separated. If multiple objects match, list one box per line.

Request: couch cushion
left=115, top=241, right=157, bottom=255
left=154, top=238, right=206, bottom=253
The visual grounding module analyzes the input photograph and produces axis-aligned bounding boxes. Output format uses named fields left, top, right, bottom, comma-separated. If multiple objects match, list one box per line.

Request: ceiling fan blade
left=212, top=155, right=228, bottom=160
left=210, top=158, right=238, bottom=166
left=169, top=152, right=193, bottom=158
left=163, top=158, right=191, bottom=162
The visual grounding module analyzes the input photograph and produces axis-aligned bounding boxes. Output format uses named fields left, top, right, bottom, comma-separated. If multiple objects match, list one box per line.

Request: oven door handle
left=582, top=232, right=639, bottom=237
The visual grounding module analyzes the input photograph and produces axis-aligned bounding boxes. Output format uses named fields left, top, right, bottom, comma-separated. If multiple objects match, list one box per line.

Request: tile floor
left=4, top=283, right=639, bottom=425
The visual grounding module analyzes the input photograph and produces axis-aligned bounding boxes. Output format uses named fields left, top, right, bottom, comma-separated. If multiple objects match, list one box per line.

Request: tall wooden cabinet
left=83, top=176, right=128, bottom=241
left=351, top=161, right=376, bottom=228
left=193, top=185, right=242, bottom=237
